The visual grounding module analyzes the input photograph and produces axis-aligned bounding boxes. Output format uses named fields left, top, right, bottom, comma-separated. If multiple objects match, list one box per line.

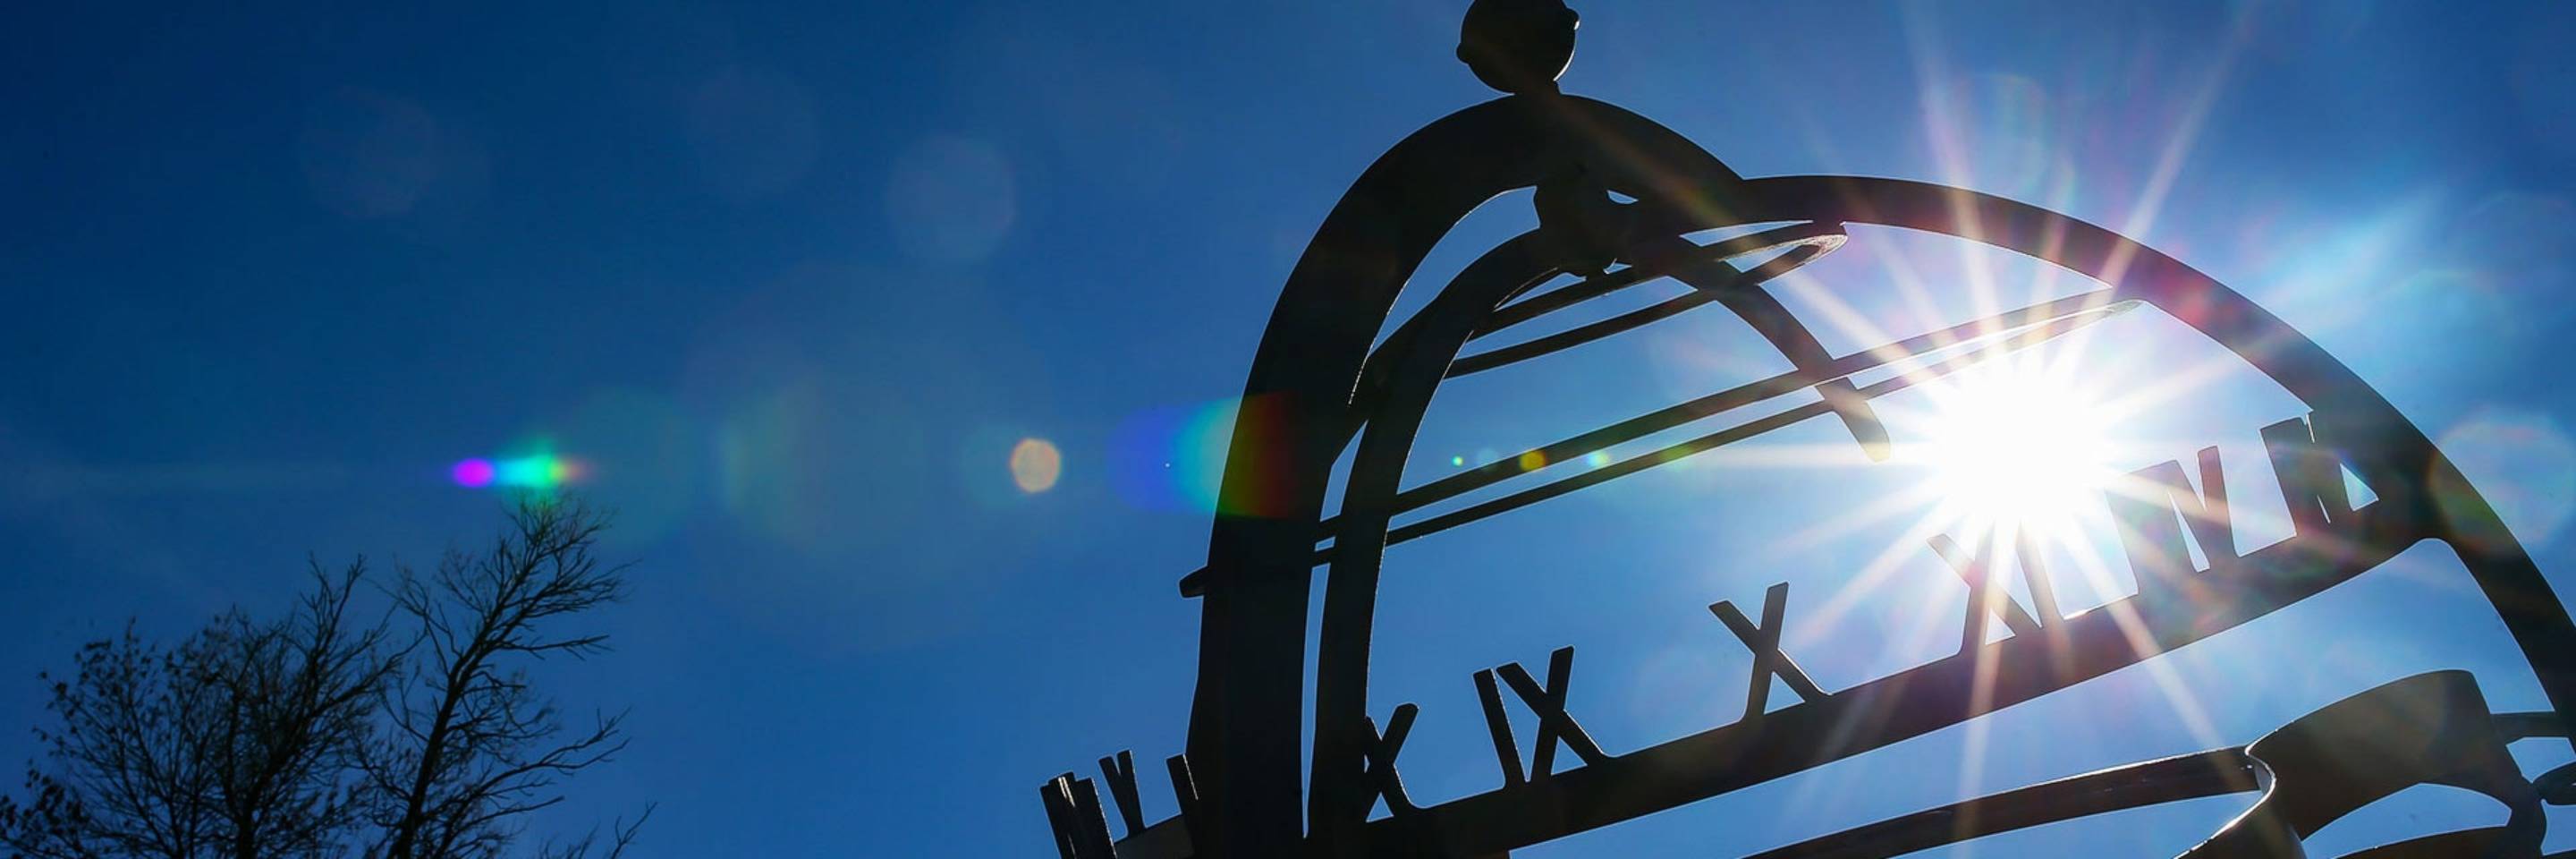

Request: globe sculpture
left=1036, top=4, right=2576, bottom=857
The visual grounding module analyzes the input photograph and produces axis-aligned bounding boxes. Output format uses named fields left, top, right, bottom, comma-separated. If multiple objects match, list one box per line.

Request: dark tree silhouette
left=0, top=564, right=395, bottom=859
left=366, top=498, right=637, bottom=859
left=0, top=498, right=647, bottom=859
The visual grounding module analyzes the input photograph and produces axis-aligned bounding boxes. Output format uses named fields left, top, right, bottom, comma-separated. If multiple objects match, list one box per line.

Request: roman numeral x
left=1711, top=582, right=1827, bottom=721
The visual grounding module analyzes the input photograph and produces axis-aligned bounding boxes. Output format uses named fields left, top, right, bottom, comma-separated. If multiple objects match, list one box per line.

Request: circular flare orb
left=1011, top=438, right=1063, bottom=494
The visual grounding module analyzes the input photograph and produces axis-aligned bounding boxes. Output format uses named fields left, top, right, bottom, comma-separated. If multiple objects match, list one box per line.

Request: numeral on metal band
left=1711, top=583, right=1828, bottom=720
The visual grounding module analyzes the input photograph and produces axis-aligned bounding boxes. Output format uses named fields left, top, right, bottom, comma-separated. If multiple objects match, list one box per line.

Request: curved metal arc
left=1187, top=91, right=1752, bottom=859
left=2183, top=671, right=2542, bottom=859
left=1445, top=234, right=1840, bottom=378
left=1310, top=234, right=1564, bottom=848
left=1635, top=228, right=1894, bottom=461
left=1470, top=221, right=1848, bottom=339
left=1747, top=674, right=2555, bottom=859
left=1740, top=749, right=2260, bottom=859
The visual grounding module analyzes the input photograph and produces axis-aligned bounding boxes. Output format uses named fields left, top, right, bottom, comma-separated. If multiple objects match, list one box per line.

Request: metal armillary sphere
left=1037, top=4, right=2576, bottom=857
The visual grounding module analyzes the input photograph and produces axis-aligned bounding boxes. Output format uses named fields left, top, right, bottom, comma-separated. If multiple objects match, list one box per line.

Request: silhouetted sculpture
left=1035, top=4, right=2576, bottom=858
left=1457, top=0, right=1578, bottom=95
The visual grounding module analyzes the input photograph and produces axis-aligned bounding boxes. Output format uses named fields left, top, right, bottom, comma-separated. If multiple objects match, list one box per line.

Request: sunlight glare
left=1920, top=364, right=2115, bottom=537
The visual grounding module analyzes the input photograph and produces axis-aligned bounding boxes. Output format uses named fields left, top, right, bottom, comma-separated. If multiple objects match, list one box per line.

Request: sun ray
left=1773, top=476, right=1950, bottom=557
left=2039, top=505, right=2231, bottom=752
left=1919, top=360, right=2119, bottom=529
left=1899, top=3, right=2018, bottom=344
left=2103, top=5, right=2254, bottom=288
left=1797, top=500, right=1967, bottom=640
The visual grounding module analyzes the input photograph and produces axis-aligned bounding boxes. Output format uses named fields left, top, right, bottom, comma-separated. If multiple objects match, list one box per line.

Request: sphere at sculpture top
left=1458, top=0, right=1580, bottom=94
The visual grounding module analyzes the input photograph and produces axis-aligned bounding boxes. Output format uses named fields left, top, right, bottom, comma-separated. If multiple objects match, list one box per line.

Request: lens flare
left=1110, top=395, right=1292, bottom=515
left=451, top=454, right=584, bottom=489
left=2433, top=409, right=2576, bottom=553
left=450, top=458, right=496, bottom=488
left=1010, top=438, right=1063, bottom=493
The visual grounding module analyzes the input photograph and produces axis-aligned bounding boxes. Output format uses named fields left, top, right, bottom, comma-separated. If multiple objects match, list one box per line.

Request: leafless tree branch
left=367, top=497, right=640, bottom=859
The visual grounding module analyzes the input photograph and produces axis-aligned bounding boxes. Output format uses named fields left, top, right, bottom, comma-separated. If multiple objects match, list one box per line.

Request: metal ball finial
left=1457, top=0, right=1580, bottom=95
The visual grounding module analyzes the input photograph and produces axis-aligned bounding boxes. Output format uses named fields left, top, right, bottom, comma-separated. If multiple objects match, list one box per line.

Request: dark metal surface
left=1742, top=749, right=2262, bottom=859
left=1039, top=4, right=2576, bottom=857
left=1750, top=672, right=2540, bottom=859
left=2186, top=671, right=2542, bottom=858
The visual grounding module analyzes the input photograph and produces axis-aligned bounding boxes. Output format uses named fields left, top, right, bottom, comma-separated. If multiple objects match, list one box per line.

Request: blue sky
left=4, top=1, right=2576, bottom=855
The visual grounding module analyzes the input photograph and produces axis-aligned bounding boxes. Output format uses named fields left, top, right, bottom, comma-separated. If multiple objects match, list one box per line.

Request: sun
left=1918, top=361, right=2118, bottom=540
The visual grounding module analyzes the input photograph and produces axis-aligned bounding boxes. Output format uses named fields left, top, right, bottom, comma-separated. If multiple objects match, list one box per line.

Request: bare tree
left=0, top=499, right=646, bottom=859
left=0, top=626, right=216, bottom=859
left=205, top=564, right=399, bottom=859
left=0, top=563, right=395, bottom=859
left=366, top=498, right=635, bottom=859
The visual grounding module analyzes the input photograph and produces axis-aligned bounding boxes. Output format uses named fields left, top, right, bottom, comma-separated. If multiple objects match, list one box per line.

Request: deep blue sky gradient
left=5, top=1, right=2576, bottom=855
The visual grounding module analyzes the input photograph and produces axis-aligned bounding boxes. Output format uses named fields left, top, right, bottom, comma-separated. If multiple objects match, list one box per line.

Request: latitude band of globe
left=1752, top=672, right=2552, bottom=859
left=1174, top=290, right=2135, bottom=597
left=1445, top=227, right=1849, bottom=378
